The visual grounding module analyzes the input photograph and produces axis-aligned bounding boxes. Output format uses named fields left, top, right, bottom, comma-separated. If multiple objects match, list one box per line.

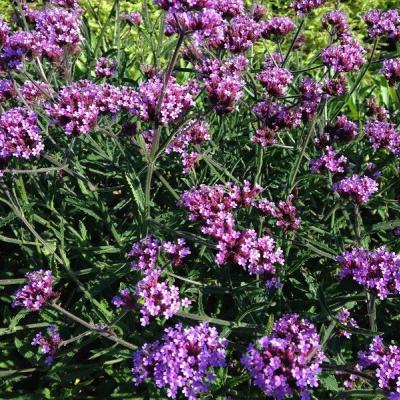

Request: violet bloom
left=261, top=17, right=295, bottom=39
left=321, top=35, right=366, bottom=73
left=112, top=288, right=136, bottom=310
left=95, top=57, right=117, bottom=78
left=316, top=115, right=358, bottom=147
left=355, top=336, right=400, bottom=397
left=322, top=10, right=349, bottom=36
left=182, top=151, right=199, bottom=173
left=154, top=0, right=213, bottom=12
left=132, top=322, right=227, bottom=400
left=365, top=120, right=400, bottom=155
left=0, top=17, right=10, bottom=46
left=395, top=227, right=400, bottom=237
left=13, top=270, right=58, bottom=311
left=257, top=67, right=293, bottom=97
left=364, top=9, right=400, bottom=40
left=32, top=325, right=62, bottom=365
left=132, top=76, right=199, bottom=125
left=382, top=58, right=400, bottom=86
left=310, top=146, right=348, bottom=174
left=20, top=81, right=51, bottom=104
left=333, top=175, right=378, bottom=204
left=232, top=229, right=284, bottom=288
left=242, top=314, right=325, bottom=399
left=256, top=195, right=301, bottom=232
left=50, top=0, right=81, bottom=9
left=224, top=15, right=261, bottom=53
left=322, top=75, right=348, bottom=97
left=337, top=246, right=400, bottom=299
left=121, top=12, right=143, bottom=25
left=135, top=269, right=191, bottom=326
left=211, top=0, right=244, bottom=19
left=291, top=0, right=327, bottom=15
left=251, top=127, right=278, bottom=147
left=366, top=98, right=389, bottom=122
left=0, top=79, right=16, bottom=103
left=0, top=31, right=34, bottom=71
left=337, top=308, right=358, bottom=339
left=298, top=77, right=322, bottom=122
left=0, top=107, right=43, bottom=165
left=251, top=4, right=268, bottom=22
left=162, top=238, right=191, bottom=266
left=129, top=236, right=161, bottom=273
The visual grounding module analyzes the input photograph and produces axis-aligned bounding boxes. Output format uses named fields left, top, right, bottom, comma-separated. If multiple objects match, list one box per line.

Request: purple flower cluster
left=181, top=182, right=285, bottom=287
left=337, top=308, right=358, bottom=339
left=95, top=57, right=117, bottom=78
left=13, top=270, right=58, bottom=311
left=333, top=175, right=378, bottom=204
left=0, top=17, right=10, bottom=46
left=121, top=12, right=143, bottom=25
left=132, top=76, right=199, bottom=125
left=298, top=77, right=323, bottom=122
left=163, top=238, right=192, bottom=266
left=290, top=0, right=327, bottom=15
left=0, top=31, right=34, bottom=71
left=256, top=195, right=301, bottom=232
left=365, top=120, right=400, bottom=155
left=316, top=115, right=358, bottom=149
left=322, top=75, right=348, bottom=97
left=136, top=270, right=191, bottom=326
left=322, top=10, right=349, bottom=36
left=166, top=120, right=210, bottom=173
left=261, top=17, right=295, bottom=39
left=132, top=322, right=227, bottom=400
left=0, top=107, right=44, bottom=169
left=337, top=246, right=400, bottom=299
left=310, top=146, right=348, bottom=174
left=242, top=314, right=325, bottom=400
left=126, top=236, right=191, bottom=325
left=382, top=58, right=400, bottom=86
left=321, top=35, right=366, bottom=73
left=0, top=79, right=16, bottom=103
left=225, top=15, right=261, bottom=53
left=20, top=81, right=51, bottom=104
left=32, top=325, right=62, bottom=365
left=366, top=98, right=389, bottom=122
left=364, top=9, right=400, bottom=40
left=212, top=0, right=244, bottom=18
left=198, top=55, right=248, bottom=113
left=257, top=67, right=293, bottom=97
left=355, top=337, right=400, bottom=397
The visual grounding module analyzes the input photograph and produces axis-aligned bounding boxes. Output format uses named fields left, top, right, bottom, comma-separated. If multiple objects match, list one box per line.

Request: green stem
left=367, top=292, right=377, bottom=332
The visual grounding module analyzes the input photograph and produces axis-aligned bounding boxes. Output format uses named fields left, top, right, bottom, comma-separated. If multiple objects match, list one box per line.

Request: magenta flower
left=261, top=17, right=295, bottom=38
left=224, top=15, right=261, bottom=53
left=32, top=325, right=62, bottom=365
left=162, top=238, right=191, bottom=266
left=129, top=236, right=161, bottom=273
left=291, top=0, right=327, bottom=15
left=95, top=57, right=117, bottom=78
left=365, top=120, right=400, bottom=155
left=364, top=9, right=400, bottom=40
left=333, top=175, right=378, bottom=204
left=20, top=81, right=51, bottom=104
left=322, top=10, right=349, bottom=36
left=13, top=270, right=58, bottom=311
left=322, top=75, right=348, bottom=97
left=382, top=58, right=400, bottom=86
left=121, top=12, right=143, bottom=25
left=0, top=17, right=10, bottom=46
left=310, top=146, right=348, bottom=174
left=132, top=322, right=227, bottom=399
left=257, top=67, right=293, bottom=97
left=337, top=246, right=400, bottom=299
left=112, top=288, right=136, bottom=310
left=251, top=127, right=278, bottom=147
left=242, top=314, right=325, bottom=399
left=337, top=308, right=358, bottom=338
left=0, top=79, right=16, bottom=103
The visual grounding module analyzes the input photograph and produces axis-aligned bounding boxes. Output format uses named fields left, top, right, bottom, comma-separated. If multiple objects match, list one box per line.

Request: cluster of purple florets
left=0, top=107, right=44, bottom=171
left=0, top=79, right=15, bottom=103
left=181, top=181, right=286, bottom=287
left=112, top=236, right=191, bottom=326
left=13, top=270, right=58, bottom=311
left=337, top=308, right=359, bottom=339
left=333, top=175, right=378, bottom=204
left=257, top=67, right=293, bottom=97
left=95, top=57, right=117, bottom=78
left=382, top=58, right=400, bottom=87
left=337, top=246, right=400, bottom=299
left=364, top=9, right=400, bottom=40
left=365, top=120, right=400, bottom=155
left=132, top=322, right=227, bottom=400
left=241, top=314, right=325, bottom=400
left=310, top=146, right=348, bottom=174
left=32, top=325, right=63, bottom=365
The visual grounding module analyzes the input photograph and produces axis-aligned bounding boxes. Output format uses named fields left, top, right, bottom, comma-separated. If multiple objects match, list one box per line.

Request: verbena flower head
left=333, top=175, right=378, bottom=204
left=364, top=9, right=400, bottom=40
left=224, top=15, right=261, bottom=53
left=32, top=325, right=62, bottom=365
left=356, top=336, right=400, bottom=397
left=257, top=67, right=293, bottom=97
left=261, top=17, right=295, bottom=38
left=135, top=269, right=191, bottom=326
left=322, top=75, right=348, bottom=97
left=322, top=10, right=349, bottom=36
left=20, top=80, right=51, bottom=104
left=310, top=146, right=348, bottom=174
left=365, top=120, right=400, bottom=155
left=154, top=0, right=213, bottom=12
left=132, top=76, right=199, bottom=125
left=251, top=4, right=268, bottom=22
left=298, top=77, right=322, bottom=122
left=95, top=57, right=117, bottom=78
left=337, top=246, right=400, bottom=300
left=0, top=31, right=35, bottom=71
left=337, top=308, right=358, bottom=339
left=211, top=0, right=244, bottom=18
left=382, top=58, right=400, bottom=86
left=13, top=270, right=58, bottom=311
left=129, top=236, right=161, bottom=273
left=132, top=322, right=227, bottom=399
left=321, top=36, right=366, bottom=72
left=112, top=288, right=136, bottom=310
left=121, top=12, right=143, bottom=25
left=242, top=314, right=325, bottom=399
left=251, top=127, right=278, bottom=147
left=0, top=79, right=16, bottom=103
left=0, top=17, right=10, bottom=46
left=290, top=0, right=327, bottom=15
left=163, top=238, right=191, bottom=266
left=366, top=98, right=389, bottom=122
left=0, top=107, right=44, bottom=166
